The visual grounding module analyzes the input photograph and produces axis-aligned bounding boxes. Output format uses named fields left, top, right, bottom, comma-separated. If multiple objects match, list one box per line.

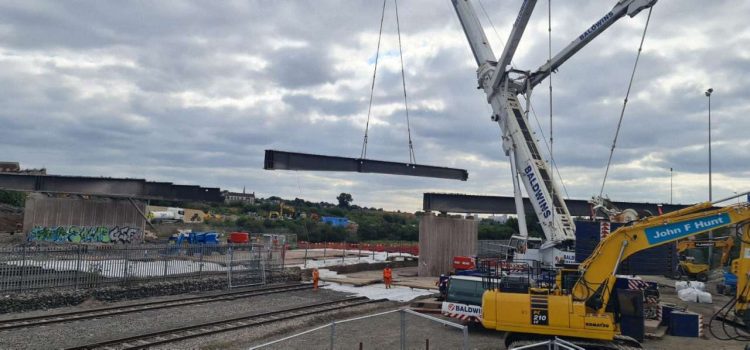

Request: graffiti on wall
left=27, top=226, right=143, bottom=244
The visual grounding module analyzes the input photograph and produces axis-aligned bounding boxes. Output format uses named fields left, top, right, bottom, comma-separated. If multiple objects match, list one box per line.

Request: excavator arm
left=677, top=236, right=734, bottom=265
left=573, top=198, right=750, bottom=312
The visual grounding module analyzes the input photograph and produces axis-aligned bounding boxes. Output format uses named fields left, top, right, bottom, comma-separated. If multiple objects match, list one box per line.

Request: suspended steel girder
left=264, top=150, right=468, bottom=181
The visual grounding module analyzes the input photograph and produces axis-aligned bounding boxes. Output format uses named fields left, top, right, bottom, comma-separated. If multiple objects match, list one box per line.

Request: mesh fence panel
left=0, top=243, right=283, bottom=293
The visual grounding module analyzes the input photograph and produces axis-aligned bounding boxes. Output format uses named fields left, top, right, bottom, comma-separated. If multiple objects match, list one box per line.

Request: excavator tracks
left=507, top=335, right=642, bottom=350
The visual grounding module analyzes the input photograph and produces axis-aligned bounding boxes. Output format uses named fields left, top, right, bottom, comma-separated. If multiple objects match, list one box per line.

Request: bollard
left=425, top=339, right=429, bottom=350
left=330, top=321, right=336, bottom=350
left=400, top=310, right=406, bottom=350
left=359, top=342, right=363, bottom=350
left=462, top=325, right=468, bottom=350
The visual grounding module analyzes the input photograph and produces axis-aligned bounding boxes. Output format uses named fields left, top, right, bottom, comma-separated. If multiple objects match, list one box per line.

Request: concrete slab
left=646, top=325, right=668, bottom=339
left=321, top=266, right=439, bottom=291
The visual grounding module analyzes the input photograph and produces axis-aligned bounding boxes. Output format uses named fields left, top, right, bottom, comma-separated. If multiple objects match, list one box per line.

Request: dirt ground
left=248, top=272, right=746, bottom=349
left=321, top=266, right=438, bottom=290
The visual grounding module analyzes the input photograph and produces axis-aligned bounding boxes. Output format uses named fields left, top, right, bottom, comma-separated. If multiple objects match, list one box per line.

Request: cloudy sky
left=1, top=0, right=749, bottom=212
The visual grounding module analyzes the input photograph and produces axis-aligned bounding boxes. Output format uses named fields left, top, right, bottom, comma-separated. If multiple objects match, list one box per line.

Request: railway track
left=0, top=283, right=312, bottom=331
left=66, top=296, right=385, bottom=350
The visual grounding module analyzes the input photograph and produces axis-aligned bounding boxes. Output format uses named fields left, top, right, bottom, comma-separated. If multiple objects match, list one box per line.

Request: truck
left=149, top=207, right=185, bottom=223
left=441, top=275, right=485, bottom=322
left=168, top=230, right=224, bottom=254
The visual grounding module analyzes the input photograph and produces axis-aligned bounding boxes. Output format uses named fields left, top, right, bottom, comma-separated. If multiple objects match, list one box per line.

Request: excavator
left=479, top=195, right=750, bottom=348
left=268, top=202, right=295, bottom=220
left=675, top=236, right=734, bottom=281
left=451, top=0, right=750, bottom=347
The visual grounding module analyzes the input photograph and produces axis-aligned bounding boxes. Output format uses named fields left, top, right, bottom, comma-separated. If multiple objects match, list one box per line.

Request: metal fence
left=249, top=308, right=469, bottom=350
left=298, top=241, right=419, bottom=255
left=477, top=239, right=513, bottom=258
left=0, top=243, right=284, bottom=293
left=227, top=247, right=268, bottom=289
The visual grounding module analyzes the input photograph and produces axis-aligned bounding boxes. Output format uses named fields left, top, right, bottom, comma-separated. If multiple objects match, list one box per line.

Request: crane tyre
left=697, top=272, right=708, bottom=282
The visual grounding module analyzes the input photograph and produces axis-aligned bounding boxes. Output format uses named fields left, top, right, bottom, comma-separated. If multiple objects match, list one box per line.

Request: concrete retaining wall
left=418, top=215, right=478, bottom=277
left=23, top=193, right=146, bottom=243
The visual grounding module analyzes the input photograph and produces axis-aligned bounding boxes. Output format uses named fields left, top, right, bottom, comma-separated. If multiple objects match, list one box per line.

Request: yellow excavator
left=268, top=202, right=295, bottom=220
left=675, top=236, right=734, bottom=281
left=480, top=196, right=750, bottom=348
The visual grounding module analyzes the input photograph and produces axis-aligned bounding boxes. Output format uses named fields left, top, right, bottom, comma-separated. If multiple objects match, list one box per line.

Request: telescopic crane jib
left=452, top=0, right=656, bottom=266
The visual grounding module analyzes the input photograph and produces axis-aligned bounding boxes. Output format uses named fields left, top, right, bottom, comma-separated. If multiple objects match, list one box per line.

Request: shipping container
left=575, top=220, right=678, bottom=276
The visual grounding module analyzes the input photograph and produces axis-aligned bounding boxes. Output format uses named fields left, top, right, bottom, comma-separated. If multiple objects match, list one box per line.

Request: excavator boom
left=574, top=201, right=750, bottom=311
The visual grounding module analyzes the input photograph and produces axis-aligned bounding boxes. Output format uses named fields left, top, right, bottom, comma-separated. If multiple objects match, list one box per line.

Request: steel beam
left=264, top=150, right=468, bottom=181
left=0, top=173, right=222, bottom=202
left=423, top=193, right=697, bottom=216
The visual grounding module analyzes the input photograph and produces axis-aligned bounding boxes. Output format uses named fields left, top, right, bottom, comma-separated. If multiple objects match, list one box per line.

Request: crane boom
left=453, top=0, right=572, bottom=246
left=452, top=0, right=657, bottom=251
left=525, top=0, right=657, bottom=92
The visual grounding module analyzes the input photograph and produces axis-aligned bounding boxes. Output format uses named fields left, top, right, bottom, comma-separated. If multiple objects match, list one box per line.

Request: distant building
left=0, top=162, right=20, bottom=173
left=0, top=162, right=46, bottom=175
left=222, top=188, right=255, bottom=204
left=488, top=214, right=509, bottom=224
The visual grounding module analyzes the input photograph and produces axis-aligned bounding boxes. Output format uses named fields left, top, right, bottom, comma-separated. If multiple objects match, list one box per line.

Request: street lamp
left=705, top=87, right=713, bottom=268
left=705, top=88, right=713, bottom=201
left=670, top=167, right=673, bottom=204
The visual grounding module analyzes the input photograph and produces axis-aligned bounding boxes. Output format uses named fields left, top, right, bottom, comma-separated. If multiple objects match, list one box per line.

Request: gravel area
left=0, top=285, right=339, bottom=350
left=253, top=311, right=503, bottom=350
left=159, top=298, right=401, bottom=350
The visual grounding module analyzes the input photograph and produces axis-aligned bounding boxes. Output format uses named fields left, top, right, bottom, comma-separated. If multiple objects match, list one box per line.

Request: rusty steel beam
left=264, top=150, right=468, bottom=181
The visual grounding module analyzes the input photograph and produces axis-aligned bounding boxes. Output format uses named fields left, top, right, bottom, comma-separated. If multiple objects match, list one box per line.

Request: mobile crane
left=452, top=0, right=657, bottom=267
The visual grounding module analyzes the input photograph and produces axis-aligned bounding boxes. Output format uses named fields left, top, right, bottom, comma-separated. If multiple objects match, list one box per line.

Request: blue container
left=575, top=220, right=678, bottom=276
left=660, top=304, right=679, bottom=326
left=669, top=311, right=702, bottom=337
left=321, top=216, right=349, bottom=227
left=724, top=271, right=738, bottom=287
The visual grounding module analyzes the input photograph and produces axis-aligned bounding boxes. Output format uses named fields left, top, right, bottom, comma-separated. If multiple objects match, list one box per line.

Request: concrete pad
left=321, top=266, right=439, bottom=291
left=646, top=325, right=667, bottom=339
left=645, top=319, right=662, bottom=332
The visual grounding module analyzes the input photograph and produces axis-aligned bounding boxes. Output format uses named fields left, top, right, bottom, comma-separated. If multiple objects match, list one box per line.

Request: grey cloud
left=2, top=0, right=749, bottom=210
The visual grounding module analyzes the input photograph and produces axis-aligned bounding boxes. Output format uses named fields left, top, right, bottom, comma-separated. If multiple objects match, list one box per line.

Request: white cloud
left=1, top=0, right=748, bottom=212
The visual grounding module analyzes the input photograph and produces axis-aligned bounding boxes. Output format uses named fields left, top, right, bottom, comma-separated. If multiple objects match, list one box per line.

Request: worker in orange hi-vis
left=312, top=268, right=320, bottom=290
left=383, top=265, right=393, bottom=289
